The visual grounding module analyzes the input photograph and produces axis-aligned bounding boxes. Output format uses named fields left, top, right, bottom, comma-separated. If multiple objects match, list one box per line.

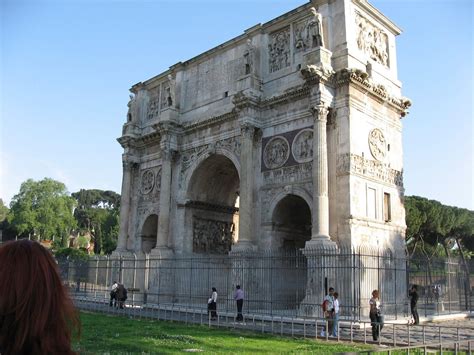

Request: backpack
left=321, top=299, right=329, bottom=312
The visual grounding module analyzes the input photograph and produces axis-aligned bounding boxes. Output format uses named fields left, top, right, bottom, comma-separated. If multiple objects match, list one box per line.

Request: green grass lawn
left=75, top=311, right=373, bottom=354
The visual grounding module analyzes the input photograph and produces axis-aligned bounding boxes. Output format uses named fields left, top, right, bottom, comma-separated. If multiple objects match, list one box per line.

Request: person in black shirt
left=409, top=285, right=419, bottom=325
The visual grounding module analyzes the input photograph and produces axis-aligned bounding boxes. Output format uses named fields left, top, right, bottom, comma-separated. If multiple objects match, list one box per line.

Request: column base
left=305, top=235, right=337, bottom=250
left=150, top=246, right=174, bottom=258
left=231, top=240, right=257, bottom=254
left=111, top=249, right=133, bottom=258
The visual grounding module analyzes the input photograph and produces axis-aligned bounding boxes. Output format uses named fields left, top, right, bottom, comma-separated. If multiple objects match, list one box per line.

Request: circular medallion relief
left=141, top=169, right=155, bottom=194
left=368, top=128, right=387, bottom=161
left=292, top=129, right=313, bottom=163
left=263, top=136, right=290, bottom=169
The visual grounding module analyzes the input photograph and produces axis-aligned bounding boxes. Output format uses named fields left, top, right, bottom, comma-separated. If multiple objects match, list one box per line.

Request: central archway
left=185, top=154, right=240, bottom=255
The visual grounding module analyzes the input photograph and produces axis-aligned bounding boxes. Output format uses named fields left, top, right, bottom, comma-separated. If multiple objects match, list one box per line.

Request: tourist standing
left=332, top=292, right=340, bottom=337
left=369, top=289, right=383, bottom=341
left=109, top=281, right=118, bottom=307
left=207, top=287, right=218, bottom=320
left=320, top=287, right=335, bottom=336
left=234, top=285, right=244, bottom=321
left=409, top=285, right=419, bottom=325
left=116, top=283, right=127, bottom=309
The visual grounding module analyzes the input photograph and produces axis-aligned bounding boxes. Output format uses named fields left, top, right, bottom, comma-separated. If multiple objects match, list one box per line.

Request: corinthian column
left=155, top=148, right=173, bottom=250
left=117, top=159, right=134, bottom=250
left=233, top=123, right=256, bottom=252
left=308, top=104, right=335, bottom=246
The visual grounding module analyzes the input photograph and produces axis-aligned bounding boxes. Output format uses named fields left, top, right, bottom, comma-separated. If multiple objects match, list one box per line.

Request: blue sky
left=1, top=0, right=472, bottom=210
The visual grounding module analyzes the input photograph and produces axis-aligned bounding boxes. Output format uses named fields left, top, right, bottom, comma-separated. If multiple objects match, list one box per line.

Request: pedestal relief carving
left=355, top=12, right=389, bottom=67
left=193, top=217, right=235, bottom=254
left=292, top=129, right=313, bottom=163
left=368, top=128, right=387, bottom=161
left=268, top=27, right=290, bottom=73
left=337, top=153, right=403, bottom=186
left=263, top=136, right=290, bottom=169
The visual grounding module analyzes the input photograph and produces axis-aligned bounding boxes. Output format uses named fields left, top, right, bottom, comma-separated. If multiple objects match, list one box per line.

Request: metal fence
left=58, top=246, right=472, bottom=321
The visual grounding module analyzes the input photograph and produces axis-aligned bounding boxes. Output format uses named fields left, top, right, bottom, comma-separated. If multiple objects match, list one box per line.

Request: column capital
left=161, top=147, right=178, bottom=162
left=240, top=122, right=257, bottom=139
left=310, top=104, right=329, bottom=121
left=122, top=155, right=139, bottom=170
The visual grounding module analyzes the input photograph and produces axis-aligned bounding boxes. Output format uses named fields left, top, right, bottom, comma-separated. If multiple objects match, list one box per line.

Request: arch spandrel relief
left=368, top=128, right=387, bottom=161
left=178, top=137, right=241, bottom=191
left=263, top=136, right=290, bottom=169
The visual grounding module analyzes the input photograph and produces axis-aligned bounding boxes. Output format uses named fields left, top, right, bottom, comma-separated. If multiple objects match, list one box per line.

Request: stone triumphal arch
left=115, top=0, right=411, bottom=313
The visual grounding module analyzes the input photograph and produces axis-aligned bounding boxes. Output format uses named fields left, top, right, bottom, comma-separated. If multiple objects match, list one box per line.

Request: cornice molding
left=261, top=85, right=310, bottom=108
left=335, top=68, right=411, bottom=117
left=182, top=111, right=238, bottom=134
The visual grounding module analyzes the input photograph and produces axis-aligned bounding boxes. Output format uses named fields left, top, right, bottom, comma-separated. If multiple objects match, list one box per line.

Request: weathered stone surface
left=115, top=0, right=409, bottom=313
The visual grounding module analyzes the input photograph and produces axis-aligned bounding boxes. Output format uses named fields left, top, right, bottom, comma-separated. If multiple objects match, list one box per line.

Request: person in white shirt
left=109, top=281, right=118, bottom=307
left=369, top=289, right=383, bottom=341
left=207, top=287, right=218, bottom=320
left=332, top=292, right=340, bottom=337
left=234, top=285, right=244, bottom=321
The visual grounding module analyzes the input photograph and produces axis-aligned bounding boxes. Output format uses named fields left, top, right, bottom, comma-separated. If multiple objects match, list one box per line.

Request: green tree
left=8, top=178, right=76, bottom=243
left=71, top=189, right=120, bottom=254
left=0, top=199, right=8, bottom=223
left=405, top=196, right=474, bottom=257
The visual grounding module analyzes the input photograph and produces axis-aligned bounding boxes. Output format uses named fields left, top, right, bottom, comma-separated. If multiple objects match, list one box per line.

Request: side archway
left=269, top=191, right=312, bottom=250
left=140, top=214, right=158, bottom=253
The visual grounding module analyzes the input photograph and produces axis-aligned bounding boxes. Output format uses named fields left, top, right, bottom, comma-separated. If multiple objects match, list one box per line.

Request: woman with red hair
left=0, top=239, right=80, bottom=354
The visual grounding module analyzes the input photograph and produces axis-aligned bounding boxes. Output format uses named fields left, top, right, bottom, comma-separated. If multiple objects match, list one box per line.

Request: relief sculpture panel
left=368, top=128, right=386, bottom=161
left=147, top=87, right=160, bottom=120
left=263, top=136, right=290, bottom=169
left=337, top=153, right=403, bottom=186
left=292, top=129, right=313, bottom=163
left=268, top=27, right=291, bottom=73
left=193, top=217, right=235, bottom=254
left=355, top=12, right=389, bottom=67
left=139, top=168, right=161, bottom=203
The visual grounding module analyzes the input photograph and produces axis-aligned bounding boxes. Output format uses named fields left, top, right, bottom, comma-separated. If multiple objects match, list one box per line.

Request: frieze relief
left=268, top=27, right=291, bottom=73
left=263, top=162, right=312, bottom=185
left=337, top=153, right=403, bottom=186
left=263, top=136, right=290, bottom=169
left=355, top=12, right=389, bottom=67
left=193, top=217, right=234, bottom=254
